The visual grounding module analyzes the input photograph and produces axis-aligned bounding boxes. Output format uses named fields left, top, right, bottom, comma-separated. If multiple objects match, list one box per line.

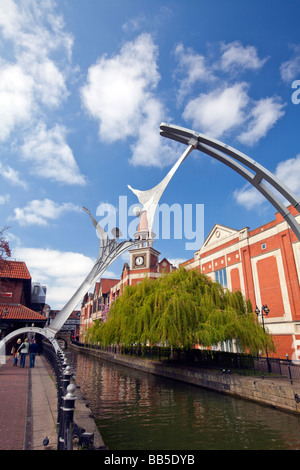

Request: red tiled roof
left=94, top=281, right=100, bottom=296
left=101, top=278, right=119, bottom=294
left=0, top=304, right=46, bottom=321
left=0, top=261, right=31, bottom=280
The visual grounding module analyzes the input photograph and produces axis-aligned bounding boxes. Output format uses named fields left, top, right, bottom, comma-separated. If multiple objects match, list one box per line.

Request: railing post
left=237, top=353, right=241, bottom=375
left=286, top=353, right=293, bottom=385
left=259, top=353, right=264, bottom=379
left=56, top=353, right=65, bottom=450
left=62, top=366, right=72, bottom=394
left=60, top=384, right=77, bottom=450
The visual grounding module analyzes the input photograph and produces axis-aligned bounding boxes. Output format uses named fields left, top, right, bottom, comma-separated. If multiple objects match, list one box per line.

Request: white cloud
left=237, top=97, right=285, bottom=146
left=29, top=58, right=69, bottom=108
left=13, top=246, right=94, bottom=309
left=233, top=154, right=300, bottom=210
left=280, top=45, right=300, bottom=83
left=81, top=33, right=160, bottom=141
left=129, top=97, right=179, bottom=167
left=122, top=14, right=147, bottom=33
left=12, top=198, right=82, bottom=226
left=182, top=84, right=285, bottom=146
left=81, top=33, right=176, bottom=167
left=175, top=40, right=283, bottom=147
left=174, top=43, right=215, bottom=102
left=0, top=0, right=81, bottom=185
left=0, top=0, right=73, bottom=138
left=168, top=258, right=187, bottom=268
left=0, top=0, right=73, bottom=62
left=0, top=64, right=34, bottom=141
left=0, top=161, right=28, bottom=188
left=220, top=41, right=268, bottom=72
left=183, top=83, right=249, bottom=139
left=275, top=154, right=300, bottom=196
left=233, top=184, right=265, bottom=210
left=21, top=122, right=86, bottom=185
left=0, top=194, right=10, bottom=205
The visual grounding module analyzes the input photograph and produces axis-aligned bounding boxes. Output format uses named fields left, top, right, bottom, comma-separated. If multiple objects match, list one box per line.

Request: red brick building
left=80, top=278, right=119, bottom=339
left=182, top=206, right=300, bottom=359
left=0, top=260, right=47, bottom=339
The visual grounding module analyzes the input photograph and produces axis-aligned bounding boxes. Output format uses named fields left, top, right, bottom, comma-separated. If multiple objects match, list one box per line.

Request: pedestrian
left=29, top=338, right=39, bottom=368
left=11, top=338, right=21, bottom=366
left=18, top=338, right=29, bottom=368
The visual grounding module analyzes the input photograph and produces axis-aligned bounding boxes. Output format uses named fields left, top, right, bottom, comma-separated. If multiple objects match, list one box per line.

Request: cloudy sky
left=1, top=0, right=300, bottom=309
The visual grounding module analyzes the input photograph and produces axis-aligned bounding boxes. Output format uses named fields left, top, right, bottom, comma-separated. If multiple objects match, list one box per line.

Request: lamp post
left=255, top=305, right=271, bottom=373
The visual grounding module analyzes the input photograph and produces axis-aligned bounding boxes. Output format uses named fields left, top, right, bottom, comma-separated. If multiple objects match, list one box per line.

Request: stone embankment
left=70, top=343, right=300, bottom=416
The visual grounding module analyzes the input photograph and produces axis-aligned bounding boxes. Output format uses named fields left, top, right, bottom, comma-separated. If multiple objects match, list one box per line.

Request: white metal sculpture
left=128, top=137, right=198, bottom=239
left=0, top=142, right=196, bottom=362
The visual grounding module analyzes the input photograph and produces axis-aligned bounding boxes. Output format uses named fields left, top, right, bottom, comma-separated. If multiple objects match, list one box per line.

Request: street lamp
left=255, top=305, right=269, bottom=331
left=255, top=305, right=271, bottom=372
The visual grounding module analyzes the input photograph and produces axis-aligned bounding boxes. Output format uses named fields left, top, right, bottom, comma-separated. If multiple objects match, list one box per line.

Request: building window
left=215, top=268, right=227, bottom=288
left=261, top=243, right=266, bottom=250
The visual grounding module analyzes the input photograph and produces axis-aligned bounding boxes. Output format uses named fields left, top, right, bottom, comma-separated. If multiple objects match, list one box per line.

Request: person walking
left=29, top=338, right=39, bottom=368
left=12, top=338, right=21, bottom=366
left=18, top=338, right=29, bottom=368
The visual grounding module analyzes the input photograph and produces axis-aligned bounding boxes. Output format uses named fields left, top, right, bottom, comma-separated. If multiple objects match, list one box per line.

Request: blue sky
left=1, top=0, right=300, bottom=309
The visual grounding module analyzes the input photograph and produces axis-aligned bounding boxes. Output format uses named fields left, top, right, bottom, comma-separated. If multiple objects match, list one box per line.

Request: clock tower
left=129, top=209, right=160, bottom=281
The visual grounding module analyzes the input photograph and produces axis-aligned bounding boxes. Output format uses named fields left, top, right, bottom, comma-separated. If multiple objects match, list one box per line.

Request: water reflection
left=66, top=351, right=300, bottom=450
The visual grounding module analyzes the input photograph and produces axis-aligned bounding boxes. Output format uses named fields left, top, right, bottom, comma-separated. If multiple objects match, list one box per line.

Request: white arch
left=0, top=326, right=61, bottom=365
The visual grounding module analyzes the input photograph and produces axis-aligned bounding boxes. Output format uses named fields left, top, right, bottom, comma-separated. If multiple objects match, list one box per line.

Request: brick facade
left=182, top=206, right=300, bottom=359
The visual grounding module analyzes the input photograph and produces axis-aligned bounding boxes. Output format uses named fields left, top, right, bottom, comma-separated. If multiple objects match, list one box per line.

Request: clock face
left=135, top=256, right=144, bottom=266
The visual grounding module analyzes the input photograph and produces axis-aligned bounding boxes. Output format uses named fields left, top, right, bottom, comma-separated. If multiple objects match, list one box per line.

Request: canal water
left=66, top=350, right=300, bottom=450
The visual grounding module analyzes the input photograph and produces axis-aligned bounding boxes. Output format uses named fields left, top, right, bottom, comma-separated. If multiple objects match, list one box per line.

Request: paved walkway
left=0, top=353, right=106, bottom=451
left=0, top=354, right=58, bottom=450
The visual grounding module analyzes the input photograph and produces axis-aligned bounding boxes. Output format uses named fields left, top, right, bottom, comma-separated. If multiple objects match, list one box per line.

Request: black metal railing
left=41, top=339, right=95, bottom=450
left=71, top=340, right=300, bottom=384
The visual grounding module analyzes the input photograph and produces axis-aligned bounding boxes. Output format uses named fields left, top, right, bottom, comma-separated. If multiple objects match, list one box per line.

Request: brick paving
left=0, top=356, right=29, bottom=450
left=0, top=354, right=58, bottom=451
left=0, top=352, right=105, bottom=451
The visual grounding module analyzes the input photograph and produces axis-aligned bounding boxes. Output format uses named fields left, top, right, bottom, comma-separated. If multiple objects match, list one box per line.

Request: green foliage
left=86, top=268, right=275, bottom=354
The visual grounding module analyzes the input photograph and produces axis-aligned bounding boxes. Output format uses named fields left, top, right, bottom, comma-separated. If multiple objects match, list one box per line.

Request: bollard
left=62, top=366, right=72, bottom=394
left=61, top=384, right=77, bottom=450
left=286, top=353, right=293, bottom=385
left=259, top=353, right=264, bottom=379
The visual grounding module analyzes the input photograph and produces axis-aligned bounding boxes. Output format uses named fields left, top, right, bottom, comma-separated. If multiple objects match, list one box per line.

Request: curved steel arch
left=160, top=122, right=300, bottom=241
left=0, top=326, right=62, bottom=364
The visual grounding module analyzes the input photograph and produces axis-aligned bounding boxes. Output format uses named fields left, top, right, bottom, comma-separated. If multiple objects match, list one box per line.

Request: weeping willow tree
left=86, top=268, right=275, bottom=355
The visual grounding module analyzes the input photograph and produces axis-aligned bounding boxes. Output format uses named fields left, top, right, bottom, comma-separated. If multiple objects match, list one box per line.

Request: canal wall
left=70, top=343, right=300, bottom=416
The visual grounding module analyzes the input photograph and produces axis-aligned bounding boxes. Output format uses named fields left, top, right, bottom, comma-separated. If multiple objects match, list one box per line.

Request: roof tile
left=0, top=261, right=31, bottom=280
left=0, top=304, right=46, bottom=321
